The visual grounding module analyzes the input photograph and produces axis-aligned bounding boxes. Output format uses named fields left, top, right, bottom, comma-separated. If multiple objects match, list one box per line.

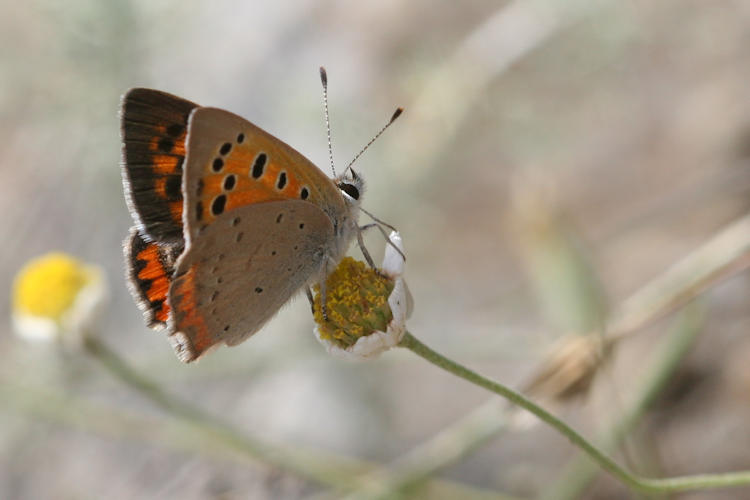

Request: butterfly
left=121, top=75, right=395, bottom=362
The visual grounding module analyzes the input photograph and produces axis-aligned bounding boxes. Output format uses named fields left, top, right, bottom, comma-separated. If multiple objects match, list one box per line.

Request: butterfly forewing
left=181, top=107, right=346, bottom=243
left=167, top=200, right=334, bottom=362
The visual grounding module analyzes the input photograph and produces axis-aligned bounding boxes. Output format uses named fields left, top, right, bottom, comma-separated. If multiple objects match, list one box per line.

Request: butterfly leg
left=319, top=261, right=330, bottom=321
left=305, top=282, right=328, bottom=320
left=305, top=287, right=315, bottom=314
left=357, top=223, right=406, bottom=276
left=356, top=224, right=378, bottom=270
left=360, top=208, right=406, bottom=262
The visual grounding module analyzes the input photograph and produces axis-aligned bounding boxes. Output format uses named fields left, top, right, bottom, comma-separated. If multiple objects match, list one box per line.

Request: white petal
left=388, top=277, right=408, bottom=332
left=381, top=231, right=405, bottom=278
left=314, top=327, right=397, bottom=360
left=402, top=280, right=415, bottom=319
left=352, top=328, right=401, bottom=357
left=12, top=313, right=60, bottom=342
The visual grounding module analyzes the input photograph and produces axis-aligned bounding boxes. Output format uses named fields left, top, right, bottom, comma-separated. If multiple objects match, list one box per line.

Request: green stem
left=399, top=331, right=750, bottom=494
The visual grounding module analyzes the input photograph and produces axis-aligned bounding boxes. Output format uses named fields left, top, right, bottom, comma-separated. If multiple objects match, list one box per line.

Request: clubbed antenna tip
left=390, top=107, right=404, bottom=123
left=319, top=66, right=328, bottom=87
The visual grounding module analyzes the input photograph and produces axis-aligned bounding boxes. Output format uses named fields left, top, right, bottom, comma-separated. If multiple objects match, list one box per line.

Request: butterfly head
left=336, top=168, right=364, bottom=208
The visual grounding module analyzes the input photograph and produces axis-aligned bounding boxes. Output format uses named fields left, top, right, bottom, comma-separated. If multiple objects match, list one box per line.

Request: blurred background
left=2, top=0, right=750, bottom=499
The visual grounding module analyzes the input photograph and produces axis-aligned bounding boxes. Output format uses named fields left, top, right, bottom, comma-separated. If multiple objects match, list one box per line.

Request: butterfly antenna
left=344, top=106, right=404, bottom=176
left=320, top=66, right=336, bottom=177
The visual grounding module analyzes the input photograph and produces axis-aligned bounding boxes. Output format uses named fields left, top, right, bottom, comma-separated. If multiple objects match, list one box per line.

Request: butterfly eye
left=338, top=183, right=360, bottom=200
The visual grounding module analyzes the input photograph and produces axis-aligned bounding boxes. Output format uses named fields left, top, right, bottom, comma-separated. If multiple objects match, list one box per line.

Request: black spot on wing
left=252, top=153, right=267, bottom=179
left=277, top=171, right=287, bottom=190
left=211, top=194, right=227, bottom=216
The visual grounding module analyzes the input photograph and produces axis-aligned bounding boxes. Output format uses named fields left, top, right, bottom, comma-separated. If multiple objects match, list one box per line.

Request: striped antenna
left=319, top=66, right=336, bottom=177
left=343, top=107, right=403, bottom=177
left=319, top=66, right=404, bottom=178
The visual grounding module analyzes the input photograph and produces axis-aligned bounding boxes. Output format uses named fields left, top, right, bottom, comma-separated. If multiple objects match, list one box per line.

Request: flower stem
left=399, top=331, right=750, bottom=494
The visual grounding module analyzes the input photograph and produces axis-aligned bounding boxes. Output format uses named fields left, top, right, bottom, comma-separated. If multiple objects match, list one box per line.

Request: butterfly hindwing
left=121, top=88, right=199, bottom=243
left=125, top=227, right=183, bottom=328
left=167, top=200, right=334, bottom=362
left=181, top=107, right=345, bottom=243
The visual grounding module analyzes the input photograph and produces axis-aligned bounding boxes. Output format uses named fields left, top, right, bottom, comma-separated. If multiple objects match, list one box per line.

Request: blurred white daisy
left=11, top=252, right=108, bottom=346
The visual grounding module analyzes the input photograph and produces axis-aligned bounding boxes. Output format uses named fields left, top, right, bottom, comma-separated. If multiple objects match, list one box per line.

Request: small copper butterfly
left=121, top=71, right=399, bottom=362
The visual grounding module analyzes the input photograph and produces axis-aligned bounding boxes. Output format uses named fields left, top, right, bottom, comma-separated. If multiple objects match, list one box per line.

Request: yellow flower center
left=313, top=257, right=395, bottom=348
left=12, top=253, right=92, bottom=321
